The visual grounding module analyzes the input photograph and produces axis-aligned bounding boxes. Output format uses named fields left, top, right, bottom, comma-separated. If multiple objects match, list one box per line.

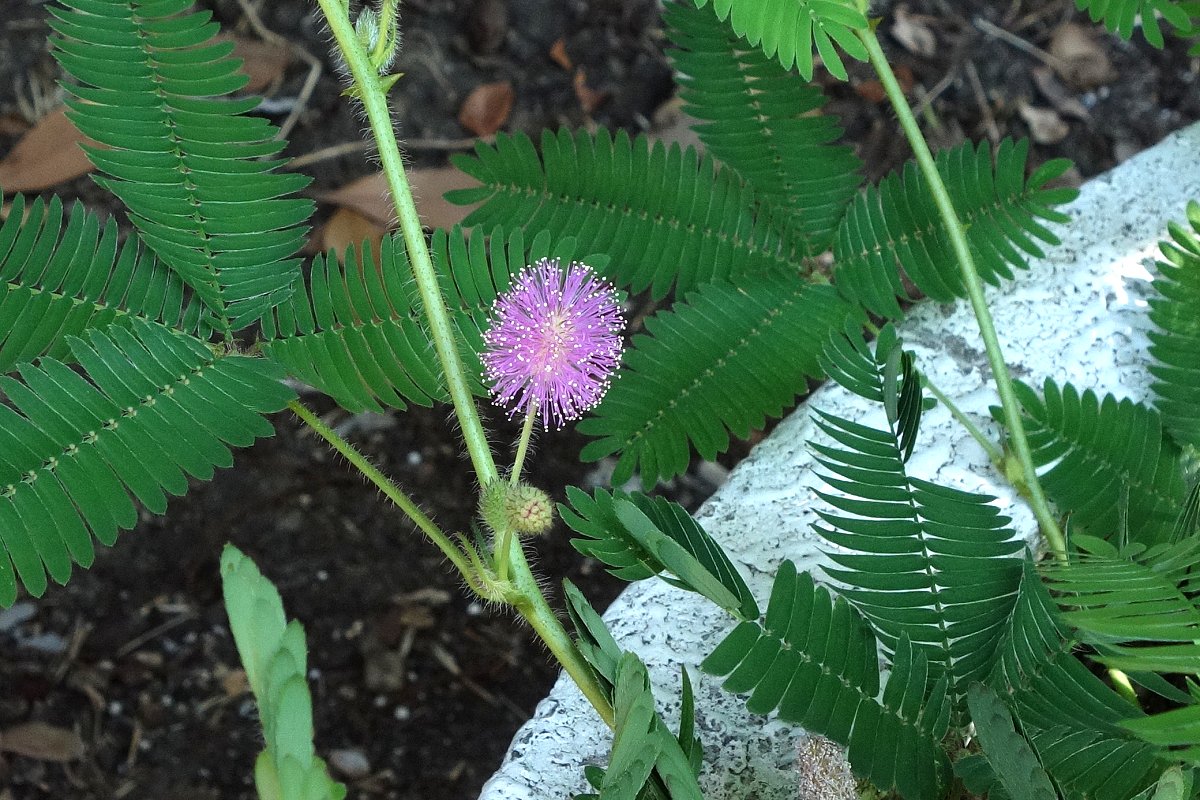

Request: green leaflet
left=447, top=128, right=798, bottom=300
left=1150, top=201, right=1200, bottom=450
left=0, top=192, right=212, bottom=372
left=1005, top=379, right=1188, bottom=545
left=703, top=561, right=952, bottom=800
left=560, top=487, right=759, bottom=620
left=833, top=138, right=1076, bottom=319
left=1074, top=0, right=1195, bottom=46
left=261, top=226, right=610, bottom=414
left=221, top=545, right=346, bottom=800
left=0, top=320, right=293, bottom=606
left=578, top=276, right=853, bottom=488
left=988, top=560, right=1162, bottom=800
left=689, top=0, right=869, bottom=81
left=665, top=1, right=861, bottom=253
left=1041, top=535, right=1200, bottom=674
left=968, top=683, right=1059, bottom=800
left=50, top=0, right=312, bottom=332
left=563, top=585, right=704, bottom=800
left=811, top=406, right=1023, bottom=710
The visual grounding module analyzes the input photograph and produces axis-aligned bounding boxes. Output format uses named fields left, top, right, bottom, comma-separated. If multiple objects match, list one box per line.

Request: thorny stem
left=311, top=0, right=616, bottom=730
left=287, top=400, right=476, bottom=578
left=858, top=23, right=1067, bottom=561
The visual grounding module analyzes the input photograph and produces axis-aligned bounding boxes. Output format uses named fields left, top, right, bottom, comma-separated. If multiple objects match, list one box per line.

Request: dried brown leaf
left=319, top=207, right=387, bottom=265
left=573, top=69, right=609, bottom=116
left=1049, top=23, right=1116, bottom=89
left=221, top=34, right=293, bottom=94
left=891, top=5, right=937, bottom=58
left=0, top=107, right=98, bottom=192
left=549, top=38, right=573, bottom=70
left=318, top=167, right=482, bottom=231
left=0, top=721, right=85, bottom=762
left=1018, top=100, right=1070, bottom=144
left=458, top=81, right=515, bottom=137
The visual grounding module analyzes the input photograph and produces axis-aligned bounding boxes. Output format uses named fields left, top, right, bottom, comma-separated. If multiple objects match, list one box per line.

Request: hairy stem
left=288, top=400, right=474, bottom=577
left=311, top=0, right=616, bottom=729
left=510, top=406, right=539, bottom=486
left=858, top=25, right=1067, bottom=560
left=316, top=0, right=497, bottom=486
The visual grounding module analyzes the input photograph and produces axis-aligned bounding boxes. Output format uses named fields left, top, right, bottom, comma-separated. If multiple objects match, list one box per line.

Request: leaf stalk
left=857, top=24, right=1067, bottom=560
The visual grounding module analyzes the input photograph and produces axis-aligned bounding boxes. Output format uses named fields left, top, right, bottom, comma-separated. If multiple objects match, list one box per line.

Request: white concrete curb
left=479, top=122, right=1200, bottom=800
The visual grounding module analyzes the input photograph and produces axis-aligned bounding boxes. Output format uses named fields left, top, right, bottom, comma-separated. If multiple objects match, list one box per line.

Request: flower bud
left=480, top=480, right=555, bottom=537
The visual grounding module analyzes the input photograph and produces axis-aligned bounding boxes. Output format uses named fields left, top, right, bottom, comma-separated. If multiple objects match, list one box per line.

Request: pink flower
left=482, top=258, right=625, bottom=429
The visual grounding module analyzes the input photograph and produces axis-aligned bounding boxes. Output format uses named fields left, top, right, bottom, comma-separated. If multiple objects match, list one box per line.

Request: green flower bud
left=480, top=480, right=555, bottom=537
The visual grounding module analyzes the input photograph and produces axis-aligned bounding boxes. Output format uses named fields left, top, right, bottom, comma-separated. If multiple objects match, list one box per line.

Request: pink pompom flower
left=481, top=258, right=625, bottom=429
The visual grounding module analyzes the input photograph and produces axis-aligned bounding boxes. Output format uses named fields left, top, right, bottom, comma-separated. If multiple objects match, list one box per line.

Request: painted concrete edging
left=479, top=122, right=1200, bottom=800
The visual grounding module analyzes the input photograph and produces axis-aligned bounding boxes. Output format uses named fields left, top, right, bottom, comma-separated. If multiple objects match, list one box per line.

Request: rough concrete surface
left=479, top=122, right=1200, bottom=800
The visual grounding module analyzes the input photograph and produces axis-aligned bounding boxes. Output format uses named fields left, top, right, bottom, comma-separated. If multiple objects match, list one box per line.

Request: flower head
left=482, top=258, right=624, bottom=429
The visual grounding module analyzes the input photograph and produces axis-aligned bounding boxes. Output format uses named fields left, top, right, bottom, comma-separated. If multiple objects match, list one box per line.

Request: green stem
left=921, top=376, right=1006, bottom=467
left=288, top=400, right=474, bottom=578
left=311, top=1, right=616, bottom=729
left=494, top=406, right=538, bottom=583
left=510, top=406, right=538, bottom=486
left=315, top=0, right=497, bottom=486
left=858, top=25, right=1066, bottom=560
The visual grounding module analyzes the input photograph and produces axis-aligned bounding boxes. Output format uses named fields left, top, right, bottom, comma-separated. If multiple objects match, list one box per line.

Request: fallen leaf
left=549, top=38, right=572, bottom=70
left=0, top=108, right=97, bottom=192
left=221, top=668, right=249, bottom=698
left=317, top=167, right=483, bottom=231
left=649, top=95, right=703, bottom=152
left=458, top=81, right=515, bottom=137
left=0, top=40, right=286, bottom=196
left=319, top=206, right=388, bottom=265
left=1049, top=23, right=1115, bottom=89
left=222, top=34, right=293, bottom=95
left=891, top=5, right=936, bottom=58
left=1018, top=100, right=1070, bottom=144
left=1031, top=66, right=1090, bottom=120
left=0, top=721, right=85, bottom=762
left=573, top=69, right=609, bottom=116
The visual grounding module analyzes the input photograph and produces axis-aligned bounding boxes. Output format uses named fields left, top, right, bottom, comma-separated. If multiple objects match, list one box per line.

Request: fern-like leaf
left=988, top=560, right=1162, bottom=800
left=0, top=320, right=293, bottom=606
left=1041, top=535, right=1200, bottom=674
left=689, top=0, right=869, bottom=81
left=1074, top=0, right=1194, bottom=46
left=560, top=487, right=759, bottom=620
left=811, top=408, right=1024, bottom=710
left=1123, top=704, right=1200, bottom=766
left=1003, top=379, right=1188, bottom=545
left=703, top=561, right=952, bottom=800
left=563, top=583, right=704, bottom=800
left=1149, top=201, right=1200, bottom=450
left=833, top=139, right=1076, bottom=319
left=261, top=226, right=605, bottom=413
left=50, top=0, right=312, bottom=331
left=0, top=192, right=212, bottom=372
left=577, top=277, right=852, bottom=488
left=665, top=1, right=861, bottom=252
left=447, top=128, right=798, bottom=299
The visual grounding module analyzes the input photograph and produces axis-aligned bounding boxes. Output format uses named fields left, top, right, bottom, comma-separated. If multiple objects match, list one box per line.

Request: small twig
left=965, top=61, right=1000, bottom=144
left=973, top=16, right=1068, bottom=73
left=114, top=612, right=196, bottom=659
left=232, top=0, right=323, bottom=142
left=910, top=68, right=957, bottom=121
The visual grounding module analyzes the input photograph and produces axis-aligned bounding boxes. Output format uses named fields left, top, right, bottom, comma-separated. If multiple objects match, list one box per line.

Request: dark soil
left=1, top=1, right=1197, bottom=798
